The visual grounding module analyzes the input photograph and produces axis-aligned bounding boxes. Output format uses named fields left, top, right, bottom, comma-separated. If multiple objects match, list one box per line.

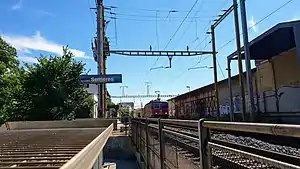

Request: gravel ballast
left=211, top=133, right=300, bottom=157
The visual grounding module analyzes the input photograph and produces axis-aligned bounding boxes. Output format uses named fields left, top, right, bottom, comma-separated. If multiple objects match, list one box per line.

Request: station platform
left=0, top=118, right=137, bottom=169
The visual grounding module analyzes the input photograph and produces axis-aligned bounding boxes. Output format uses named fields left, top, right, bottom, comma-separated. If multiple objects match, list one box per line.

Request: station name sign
left=79, top=74, right=122, bottom=84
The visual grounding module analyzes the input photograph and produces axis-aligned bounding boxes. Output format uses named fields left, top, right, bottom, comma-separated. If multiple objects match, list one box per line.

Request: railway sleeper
left=178, top=150, right=189, bottom=154
left=212, top=149, right=277, bottom=169
left=184, top=153, right=194, bottom=157
left=189, top=157, right=200, bottom=161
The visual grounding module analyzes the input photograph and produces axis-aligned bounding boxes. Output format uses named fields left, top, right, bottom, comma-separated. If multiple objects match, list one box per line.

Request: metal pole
left=270, top=60, right=279, bottom=113
left=240, top=0, right=256, bottom=122
left=227, top=60, right=234, bottom=121
left=211, top=26, right=220, bottom=120
left=233, top=0, right=247, bottom=121
left=96, top=0, right=104, bottom=118
left=101, top=5, right=106, bottom=118
left=145, top=119, right=150, bottom=169
left=198, top=119, right=211, bottom=169
left=158, top=119, right=165, bottom=169
left=104, top=56, right=107, bottom=117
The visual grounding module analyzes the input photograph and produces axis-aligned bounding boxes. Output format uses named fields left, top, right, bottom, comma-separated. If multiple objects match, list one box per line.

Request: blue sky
left=1, top=0, right=300, bottom=107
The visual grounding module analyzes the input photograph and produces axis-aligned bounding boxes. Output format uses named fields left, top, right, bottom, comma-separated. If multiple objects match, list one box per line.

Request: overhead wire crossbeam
left=109, top=50, right=214, bottom=56
left=110, top=94, right=178, bottom=98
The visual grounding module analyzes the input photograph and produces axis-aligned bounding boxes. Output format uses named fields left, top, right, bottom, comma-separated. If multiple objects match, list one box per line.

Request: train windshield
left=161, top=102, right=168, bottom=109
left=153, top=103, right=160, bottom=109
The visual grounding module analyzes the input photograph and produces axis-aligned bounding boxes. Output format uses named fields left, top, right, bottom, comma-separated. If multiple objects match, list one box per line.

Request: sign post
left=80, top=74, right=122, bottom=118
left=80, top=74, right=122, bottom=84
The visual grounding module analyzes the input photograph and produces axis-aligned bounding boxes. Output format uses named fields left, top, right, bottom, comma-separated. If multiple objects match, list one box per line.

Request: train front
left=152, top=101, right=169, bottom=118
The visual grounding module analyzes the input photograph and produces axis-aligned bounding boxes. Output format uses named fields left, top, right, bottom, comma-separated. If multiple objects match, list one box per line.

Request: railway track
left=160, top=125, right=300, bottom=169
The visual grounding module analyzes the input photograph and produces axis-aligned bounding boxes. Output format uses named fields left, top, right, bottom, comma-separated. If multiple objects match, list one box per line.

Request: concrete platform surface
left=0, top=118, right=117, bottom=130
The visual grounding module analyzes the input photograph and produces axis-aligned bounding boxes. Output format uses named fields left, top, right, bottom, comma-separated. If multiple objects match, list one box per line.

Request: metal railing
left=131, top=118, right=300, bottom=169
left=61, top=123, right=113, bottom=169
left=0, top=122, right=113, bottom=169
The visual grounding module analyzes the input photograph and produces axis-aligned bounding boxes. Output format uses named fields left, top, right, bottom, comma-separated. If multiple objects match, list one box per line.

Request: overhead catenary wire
left=171, top=0, right=207, bottom=50
left=217, top=0, right=294, bottom=52
left=88, top=0, right=97, bottom=31
left=150, top=0, right=201, bottom=70
left=156, top=0, right=208, bottom=70
left=104, top=11, right=215, bottom=19
left=104, top=5, right=216, bottom=13
left=105, top=16, right=199, bottom=23
left=156, top=11, right=160, bottom=50
left=152, top=11, right=173, bottom=50
left=190, top=0, right=230, bottom=49
left=165, top=0, right=231, bottom=86
left=217, top=59, right=226, bottom=78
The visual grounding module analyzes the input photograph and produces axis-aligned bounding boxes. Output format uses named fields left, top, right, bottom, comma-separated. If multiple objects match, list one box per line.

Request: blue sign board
left=80, top=74, right=122, bottom=84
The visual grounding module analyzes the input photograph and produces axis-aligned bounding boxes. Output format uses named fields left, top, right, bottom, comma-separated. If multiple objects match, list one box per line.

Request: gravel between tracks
left=211, top=133, right=300, bottom=157
left=167, top=126, right=300, bottom=158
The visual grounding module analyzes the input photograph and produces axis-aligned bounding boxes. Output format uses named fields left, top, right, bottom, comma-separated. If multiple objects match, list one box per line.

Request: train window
left=153, top=103, right=160, bottom=109
left=161, top=103, right=168, bottom=108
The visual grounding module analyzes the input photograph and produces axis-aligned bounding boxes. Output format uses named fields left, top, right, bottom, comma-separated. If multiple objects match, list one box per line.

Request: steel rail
left=60, top=123, right=113, bottom=169
left=209, top=142, right=300, bottom=169
left=162, top=128, right=198, bottom=143
left=202, top=121, right=300, bottom=138
left=212, top=139, right=300, bottom=166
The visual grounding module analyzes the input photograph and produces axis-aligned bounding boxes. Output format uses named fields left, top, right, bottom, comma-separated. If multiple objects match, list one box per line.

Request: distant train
left=143, top=100, right=169, bottom=118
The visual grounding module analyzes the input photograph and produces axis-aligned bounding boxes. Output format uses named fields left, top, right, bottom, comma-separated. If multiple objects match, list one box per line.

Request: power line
left=217, top=0, right=293, bottom=52
left=158, top=0, right=230, bottom=86
left=88, top=0, right=96, bottom=30
left=163, top=0, right=200, bottom=50
left=104, top=11, right=214, bottom=19
left=105, top=16, right=198, bottom=22
left=172, top=0, right=207, bottom=49
left=156, top=11, right=160, bottom=50
left=150, top=0, right=200, bottom=69
left=104, top=5, right=214, bottom=13
left=160, top=0, right=207, bottom=68
left=190, top=0, right=230, bottom=49
left=152, top=11, right=172, bottom=50
left=217, top=59, right=225, bottom=78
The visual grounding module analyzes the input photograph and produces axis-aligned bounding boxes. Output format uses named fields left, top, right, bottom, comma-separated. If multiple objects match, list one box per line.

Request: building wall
left=167, top=99, right=176, bottom=117
left=255, top=47, right=300, bottom=113
left=173, top=47, right=300, bottom=117
left=172, top=69, right=258, bottom=118
left=273, top=48, right=300, bottom=87
left=256, top=48, right=300, bottom=92
left=218, top=71, right=257, bottom=105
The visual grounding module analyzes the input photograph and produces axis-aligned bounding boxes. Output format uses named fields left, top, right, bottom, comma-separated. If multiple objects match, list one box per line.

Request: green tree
left=0, top=37, right=25, bottom=124
left=15, top=47, right=94, bottom=121
left=117, top=108, right=129, bottom=117
left=0, top=38, right=94, bottom=123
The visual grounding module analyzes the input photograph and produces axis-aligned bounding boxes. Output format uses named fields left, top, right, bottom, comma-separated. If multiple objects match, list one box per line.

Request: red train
left=143, top=100, right=169, bottom=118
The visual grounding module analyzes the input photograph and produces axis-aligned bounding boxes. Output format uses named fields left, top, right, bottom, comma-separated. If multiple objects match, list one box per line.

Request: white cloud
left=1, top=31, right=91, bottom=59
left=35, top=10, right=55, bottom=17
left=248, top=16, right=258, bottom=33
left=18, top=56, right=38, bottom=63
left=11, top=0, right=22, bottom=10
